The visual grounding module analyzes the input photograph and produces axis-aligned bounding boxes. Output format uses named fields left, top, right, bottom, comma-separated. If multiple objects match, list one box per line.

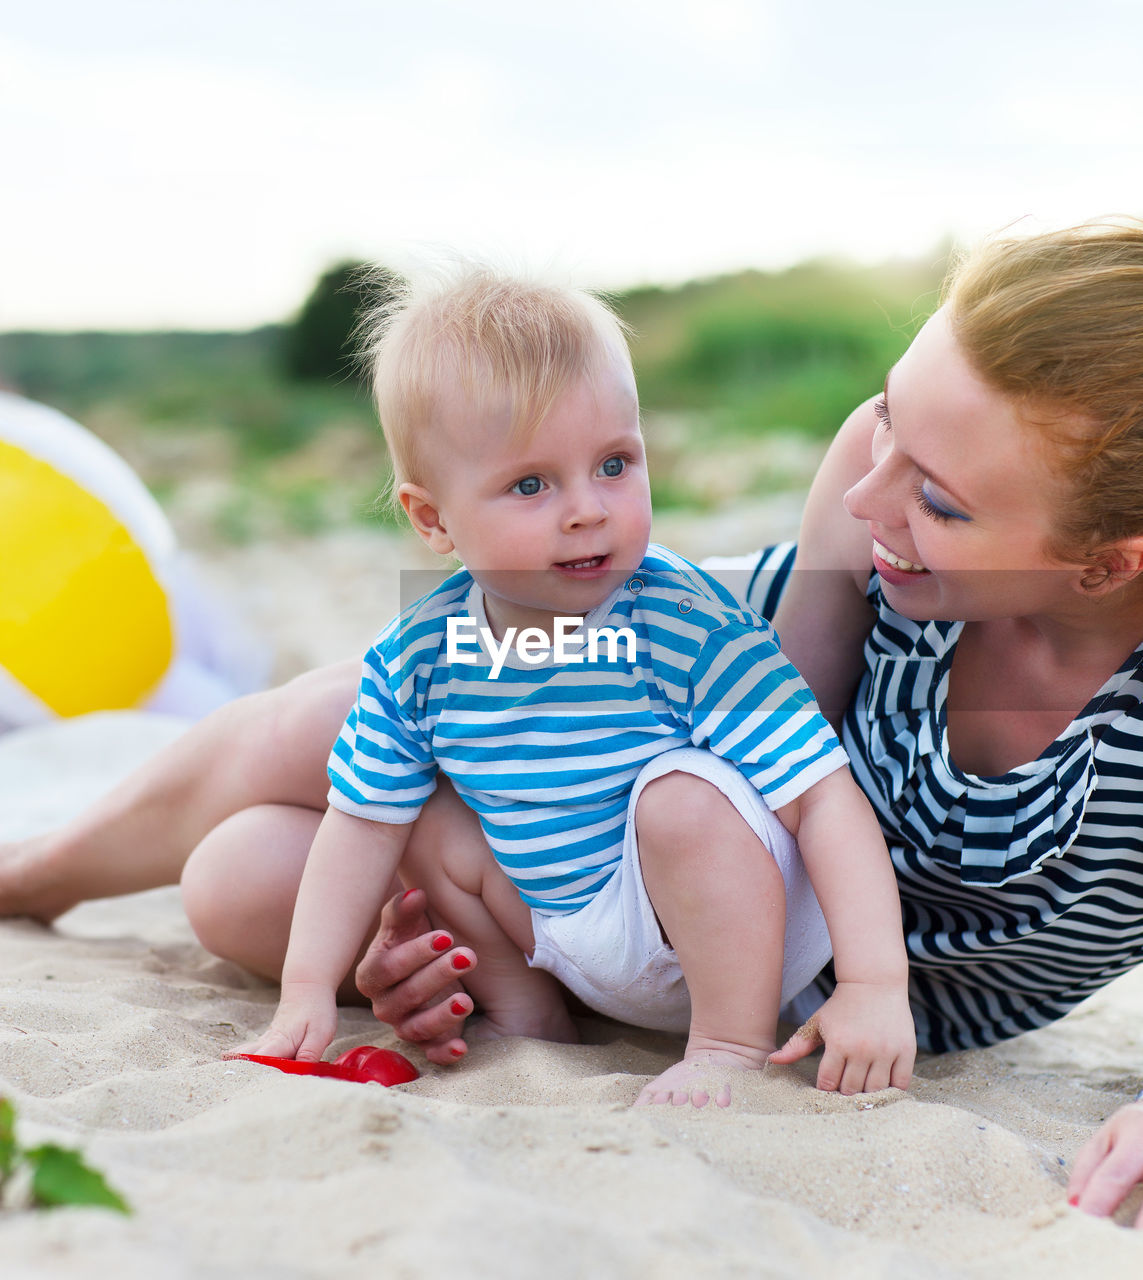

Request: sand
left=5, top=524, right=1143, bottom=1277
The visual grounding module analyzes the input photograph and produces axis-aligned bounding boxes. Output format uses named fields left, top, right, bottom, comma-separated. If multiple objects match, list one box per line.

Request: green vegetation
left=619, top=256, right=943, bottom=438
left=0, top=253, right=945, bottom=542
left=0, top=1097, right=130, bottom=1214
left=0, top=326, right=393, bottom=544
left=0, top=327, right=376, bottom=457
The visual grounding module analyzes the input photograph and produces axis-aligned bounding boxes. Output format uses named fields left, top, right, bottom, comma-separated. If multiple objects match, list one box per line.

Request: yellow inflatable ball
left=1, top=391, right=184, bottom=728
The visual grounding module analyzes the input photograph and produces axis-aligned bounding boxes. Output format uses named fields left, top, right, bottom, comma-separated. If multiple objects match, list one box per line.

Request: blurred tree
left=282, top=261, right=401, bottom=383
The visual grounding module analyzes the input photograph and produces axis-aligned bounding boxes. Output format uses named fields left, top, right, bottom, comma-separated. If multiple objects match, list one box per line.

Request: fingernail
left=402, top=889, right=417, bottom=901
left=451, top=954, right=471, bottom=971
left=431, top=934, right=452, bottom=952
left=450, top=1046, right=465, bottom=1058
left=450, top=999, right=466, bottom=1015
left=1068, top=1195, right=1080, bottom=1207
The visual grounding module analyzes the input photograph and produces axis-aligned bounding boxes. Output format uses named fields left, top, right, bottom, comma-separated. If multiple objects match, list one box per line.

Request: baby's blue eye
left=600, top=456, right=626, bottom=478
left=512, top=476, right=543, bottom=496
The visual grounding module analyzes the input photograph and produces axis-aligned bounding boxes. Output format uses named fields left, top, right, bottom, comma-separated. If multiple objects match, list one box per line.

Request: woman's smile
left=871, top=538, right=927, bottom=574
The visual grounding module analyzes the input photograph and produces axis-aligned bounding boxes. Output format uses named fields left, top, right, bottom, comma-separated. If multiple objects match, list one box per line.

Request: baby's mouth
left=556, top=555, right=607, bottom=571
left=872, top=539, right=927, bottom=574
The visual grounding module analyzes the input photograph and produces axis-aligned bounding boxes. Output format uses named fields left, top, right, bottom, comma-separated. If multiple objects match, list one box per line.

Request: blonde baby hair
left=359, top=263, right=634, bottom=499
left=943, top=217, right=1143, bottom=567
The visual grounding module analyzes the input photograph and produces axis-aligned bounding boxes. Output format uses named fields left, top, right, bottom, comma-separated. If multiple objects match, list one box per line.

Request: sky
left=3, top=0, right=1142, bottom=330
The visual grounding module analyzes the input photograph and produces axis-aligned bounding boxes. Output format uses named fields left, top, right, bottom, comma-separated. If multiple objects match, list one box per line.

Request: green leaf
left=0, top=1097, right=16, bottom=1178
left=24, top=1143, right=130, bottom=1214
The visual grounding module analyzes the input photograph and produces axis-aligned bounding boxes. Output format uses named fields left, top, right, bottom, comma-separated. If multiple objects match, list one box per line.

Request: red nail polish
left=451, top=954, right=471, bottom=971
left=431, top=934, right=452, bottom=953
left=450, top=999, right=466, bottom=1015
left=450, top=1046, right=464, bottom=1057
left=1068, top=1195, right=1080, bottom=1207
left=402, top=889, right=417, bottom=901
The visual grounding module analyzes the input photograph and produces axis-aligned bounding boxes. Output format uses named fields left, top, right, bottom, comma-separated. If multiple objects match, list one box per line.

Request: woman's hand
left=354, top=887, right=478, bottom=1066
left=1068, top=1100, right=1143, bottom=1225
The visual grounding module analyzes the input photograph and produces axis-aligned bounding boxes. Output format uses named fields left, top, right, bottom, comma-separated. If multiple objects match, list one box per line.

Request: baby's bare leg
left=0, top=662, right=358, bottom=921
left=399, top=782, right=577, bottom=1045
left=633, top=773, right=785, bottom=1110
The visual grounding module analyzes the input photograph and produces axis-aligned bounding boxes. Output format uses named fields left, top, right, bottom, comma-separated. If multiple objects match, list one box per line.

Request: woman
left=3, top=219, right=1143, bottom=1221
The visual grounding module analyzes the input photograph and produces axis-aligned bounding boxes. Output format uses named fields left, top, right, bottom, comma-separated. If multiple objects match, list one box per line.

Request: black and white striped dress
left=741, top=543, right=1143, bottom=1053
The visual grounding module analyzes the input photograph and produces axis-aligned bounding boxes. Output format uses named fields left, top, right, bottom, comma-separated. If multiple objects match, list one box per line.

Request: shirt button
left=628, top=577, right=644, bottom=593
left=678, top=598, right=693, bottom=614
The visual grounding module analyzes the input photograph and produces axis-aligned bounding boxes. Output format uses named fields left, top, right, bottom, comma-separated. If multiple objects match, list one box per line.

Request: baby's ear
left=398, top=483, right=454, bottom=556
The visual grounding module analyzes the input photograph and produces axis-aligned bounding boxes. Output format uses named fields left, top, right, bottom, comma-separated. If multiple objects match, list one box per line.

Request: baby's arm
left=229, top=806, right=412, bottom=1062
left=769, top=767, right=915, bottom=1093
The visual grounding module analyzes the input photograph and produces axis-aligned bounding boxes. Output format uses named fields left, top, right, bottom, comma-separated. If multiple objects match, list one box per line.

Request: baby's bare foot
left=634, top=1045, right=771, bottom=1110
left=405, top=955, right=579, bottom=1065
left=0, top=834, right=73, bottom=923
left=468, top=1000, right=580, bottom=1046
left=463, top=960, right=581, bottom=1047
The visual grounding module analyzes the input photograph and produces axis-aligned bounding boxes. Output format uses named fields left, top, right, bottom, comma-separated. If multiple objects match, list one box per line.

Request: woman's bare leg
left=180, top=803, right=330, bottom=985
left=0, top=661, right=359, bottom=921
left=179, top=801, right=402, bottom=1007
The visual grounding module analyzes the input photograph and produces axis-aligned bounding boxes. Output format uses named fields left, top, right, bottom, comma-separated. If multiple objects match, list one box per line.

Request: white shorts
left=528, top=748, right=833, bottom=1034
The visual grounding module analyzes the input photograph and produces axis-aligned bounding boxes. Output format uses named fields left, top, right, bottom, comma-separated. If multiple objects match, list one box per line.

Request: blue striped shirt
left=327, top=545, right=848, bottom=913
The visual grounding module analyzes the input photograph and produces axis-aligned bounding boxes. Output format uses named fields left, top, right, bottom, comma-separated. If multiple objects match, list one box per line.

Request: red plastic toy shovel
left=234, top=1044, right=419, bottom=1085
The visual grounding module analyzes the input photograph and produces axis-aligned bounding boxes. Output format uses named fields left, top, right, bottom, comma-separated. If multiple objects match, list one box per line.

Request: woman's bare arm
left=772, top=399, right=879, bottom=729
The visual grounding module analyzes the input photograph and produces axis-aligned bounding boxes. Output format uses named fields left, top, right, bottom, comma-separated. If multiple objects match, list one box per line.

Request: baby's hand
left=768, top=979, right=915, bottom=1094
left=224, top=980, right=339, bottom=1064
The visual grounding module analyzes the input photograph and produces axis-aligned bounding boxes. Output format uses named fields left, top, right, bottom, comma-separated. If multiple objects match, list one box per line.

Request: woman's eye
left=512, top=476, right=543, bottom=496
left=599, top=456, right=626, bottom=478
left=913, top=483, right=952, bottom=523
left=912, top=482, right=969, bottom=524
left=872, top=396, right=891, bottom=429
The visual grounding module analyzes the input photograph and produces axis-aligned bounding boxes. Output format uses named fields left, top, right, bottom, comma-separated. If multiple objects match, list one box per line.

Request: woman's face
left=842, top=307, right=1084, bottom=622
